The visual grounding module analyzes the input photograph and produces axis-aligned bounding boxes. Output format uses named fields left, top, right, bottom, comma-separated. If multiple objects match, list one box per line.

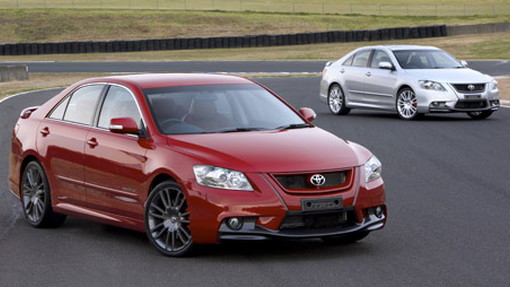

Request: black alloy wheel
left=21, top=161, right=66, bottom=228
left=145, top=180, right=193, bottom=257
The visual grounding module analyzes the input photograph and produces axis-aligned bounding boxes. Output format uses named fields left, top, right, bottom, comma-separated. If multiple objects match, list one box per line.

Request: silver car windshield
left=393, top=49, right=464, bottom=69
left=144, top=84, right=308, bottom=135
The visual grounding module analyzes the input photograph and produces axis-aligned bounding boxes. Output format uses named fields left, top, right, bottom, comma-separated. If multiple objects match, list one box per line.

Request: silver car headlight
left=419, top=80, right=446, bottom=91
left=489, top=79, right=498, bottom=91
left=364, top=155, right=382, bottom=183
left=193, top=165, right=253, bottom=191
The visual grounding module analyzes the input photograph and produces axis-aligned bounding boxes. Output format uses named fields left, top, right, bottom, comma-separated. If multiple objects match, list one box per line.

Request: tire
left=328, top=84, right=350, bottom=115
left=21, top=161, right=66, bottom=228
left=396, top=88, right=422, bottom=120
left=322, top=231, right=370, bottom=245
left=145, top=180, right=193, bottom=257
left=466, top=110, right=493, bottom=120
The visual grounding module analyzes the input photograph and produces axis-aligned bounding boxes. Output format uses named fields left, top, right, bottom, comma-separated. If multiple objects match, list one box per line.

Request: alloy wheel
left=328, top=84, right=350, bottom=115
left=22, top=163, right=47, bottom=224
left=21, top=161, right=66, bottom=228
left=146, top=181, right=193, bottom=256
left=397, top=88, right=419, bottom=120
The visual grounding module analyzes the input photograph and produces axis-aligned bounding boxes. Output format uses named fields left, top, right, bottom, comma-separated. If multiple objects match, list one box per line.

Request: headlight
left=193, top=165, right=253, bottom=191
left=364, top=156, right=382, bottom=183
left=419, top=80, right=446, bottom=91
left=489, top=79, right=498, bottom=91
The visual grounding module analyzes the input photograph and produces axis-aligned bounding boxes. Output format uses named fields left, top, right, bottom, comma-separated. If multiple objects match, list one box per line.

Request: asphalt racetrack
left=1, top=64, right=510, bottom=286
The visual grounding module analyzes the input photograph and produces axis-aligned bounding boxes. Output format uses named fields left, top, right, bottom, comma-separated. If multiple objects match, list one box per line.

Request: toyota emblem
left=310, top=174, right=326, bottom=187
left=467, top=84, right=475, bottom=91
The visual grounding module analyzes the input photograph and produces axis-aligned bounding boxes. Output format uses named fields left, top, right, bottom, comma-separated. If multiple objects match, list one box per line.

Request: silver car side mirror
left=378, top=62, right=394, bottom=71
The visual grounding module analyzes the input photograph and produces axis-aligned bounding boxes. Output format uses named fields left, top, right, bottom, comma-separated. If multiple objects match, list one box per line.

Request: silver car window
left=370, top=50, right=392, bottom=69
left=352, top=50, right=372, bottom=68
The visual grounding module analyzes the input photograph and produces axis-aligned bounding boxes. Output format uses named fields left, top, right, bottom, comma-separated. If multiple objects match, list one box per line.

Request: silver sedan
left=319, top=45, right=500, bottom=120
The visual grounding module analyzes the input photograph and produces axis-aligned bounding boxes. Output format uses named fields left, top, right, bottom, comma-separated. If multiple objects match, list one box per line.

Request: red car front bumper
left=185, top=167, right=386, bottom=244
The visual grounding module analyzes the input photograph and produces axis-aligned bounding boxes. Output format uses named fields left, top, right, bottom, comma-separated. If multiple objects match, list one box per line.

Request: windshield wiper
left=217, top=127, right=269, bottom=133
left=275, top=123, right=312, bottom=130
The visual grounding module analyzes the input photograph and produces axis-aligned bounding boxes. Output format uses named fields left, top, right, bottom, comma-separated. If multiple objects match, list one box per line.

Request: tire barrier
left=0, top=25, right=448, bottom=55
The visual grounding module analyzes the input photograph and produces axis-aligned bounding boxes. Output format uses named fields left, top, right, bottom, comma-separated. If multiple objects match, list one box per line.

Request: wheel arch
left=19, top=155, right=41, bottom=185
left=397, top=84, right=414, bottom=95
left=329, top=81, right=343, bottom=92
left=148, top=173, right=178, bottom=196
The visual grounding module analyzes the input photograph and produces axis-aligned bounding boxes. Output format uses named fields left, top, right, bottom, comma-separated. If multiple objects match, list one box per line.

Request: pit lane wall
left=0, top=65, right=28, bottom=82
left=0, top=23, right=508, bottom=56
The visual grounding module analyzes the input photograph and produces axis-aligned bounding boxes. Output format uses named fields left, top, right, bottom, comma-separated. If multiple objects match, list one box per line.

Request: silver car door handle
left=340, top=69, right=345, bottom=74
left=365, top=72, right=372, bottom=77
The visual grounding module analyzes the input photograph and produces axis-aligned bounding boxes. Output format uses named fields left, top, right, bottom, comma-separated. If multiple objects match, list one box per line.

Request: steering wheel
left=159, top=118, right=183, bottom=130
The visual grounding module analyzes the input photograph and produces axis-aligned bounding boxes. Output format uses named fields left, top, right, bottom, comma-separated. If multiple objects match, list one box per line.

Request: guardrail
left=1, top=0, right=509, bottom=16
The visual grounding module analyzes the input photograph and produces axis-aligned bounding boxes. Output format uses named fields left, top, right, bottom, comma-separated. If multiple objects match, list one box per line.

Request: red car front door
left=83, top=85, right=148, bottom=220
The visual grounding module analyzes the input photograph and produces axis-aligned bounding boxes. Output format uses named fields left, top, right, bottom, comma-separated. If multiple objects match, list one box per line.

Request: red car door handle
left=87, top=138, right=98, bottom=147
left=40, top=127, right=50, bottom=136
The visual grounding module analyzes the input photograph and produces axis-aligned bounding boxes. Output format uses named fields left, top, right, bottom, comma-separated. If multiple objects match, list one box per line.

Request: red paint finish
left=9, top=73, right=386, bottom=253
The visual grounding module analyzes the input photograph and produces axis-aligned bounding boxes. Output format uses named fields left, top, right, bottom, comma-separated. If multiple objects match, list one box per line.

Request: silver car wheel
left=328, top=84, right=350, bottom=115
left=397, top=88, right=419, bottom=120
left=146, top=181, right=193, bottom=256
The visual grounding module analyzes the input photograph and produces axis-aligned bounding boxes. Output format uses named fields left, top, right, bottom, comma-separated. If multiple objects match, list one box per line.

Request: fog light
left=431, top=101, right=446, bottom=107
left=227, top=217, right=244, bottom=230
left=374, top=206, right=384, bottom=218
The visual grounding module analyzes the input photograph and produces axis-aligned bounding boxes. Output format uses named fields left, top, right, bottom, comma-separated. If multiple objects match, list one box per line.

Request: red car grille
left=271, top=169, right=353, bottom=194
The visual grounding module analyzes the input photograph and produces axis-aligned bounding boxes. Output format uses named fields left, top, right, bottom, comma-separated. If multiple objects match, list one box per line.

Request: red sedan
left=9, top=73, right=386, bottom=256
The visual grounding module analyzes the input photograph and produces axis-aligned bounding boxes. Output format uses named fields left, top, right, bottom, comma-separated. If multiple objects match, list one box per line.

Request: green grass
left=0, top=9, right=509, bottom=44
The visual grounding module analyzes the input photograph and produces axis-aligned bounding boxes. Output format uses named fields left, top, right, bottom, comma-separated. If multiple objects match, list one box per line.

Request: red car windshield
left=144, top=84, right=308, bottom=135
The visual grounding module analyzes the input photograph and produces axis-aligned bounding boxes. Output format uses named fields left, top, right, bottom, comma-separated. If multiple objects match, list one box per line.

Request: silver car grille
left=454, top=100, right=488, bottom=109
left=452, top=83, right=486, bottom=93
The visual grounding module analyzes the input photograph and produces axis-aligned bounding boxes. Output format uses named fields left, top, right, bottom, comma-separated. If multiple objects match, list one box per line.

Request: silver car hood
left=404, top=68, right=492, bottom=83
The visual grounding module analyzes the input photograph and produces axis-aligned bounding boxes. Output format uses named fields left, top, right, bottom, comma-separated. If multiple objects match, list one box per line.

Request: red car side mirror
left=299, top=107, right=316, bottom=122
left=109, top=117, right=139, bottom=135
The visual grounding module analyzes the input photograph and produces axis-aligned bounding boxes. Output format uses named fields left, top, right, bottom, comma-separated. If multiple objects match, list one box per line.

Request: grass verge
left=0, top=9, right=509, bottom=44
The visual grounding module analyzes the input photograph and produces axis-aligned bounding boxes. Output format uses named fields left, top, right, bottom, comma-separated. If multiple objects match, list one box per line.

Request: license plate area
left=464, top=94, right=481, bottom=100
left=280, top=210, right=349, bottom=229
left=301, top=196, right=343, bottom=212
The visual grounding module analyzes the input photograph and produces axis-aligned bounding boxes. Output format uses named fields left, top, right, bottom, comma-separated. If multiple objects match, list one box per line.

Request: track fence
left=0, top=0, right=509, bottom=16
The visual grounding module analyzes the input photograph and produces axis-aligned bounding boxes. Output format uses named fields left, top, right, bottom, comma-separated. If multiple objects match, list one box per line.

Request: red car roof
left=82, top=73, right=253, bottom=89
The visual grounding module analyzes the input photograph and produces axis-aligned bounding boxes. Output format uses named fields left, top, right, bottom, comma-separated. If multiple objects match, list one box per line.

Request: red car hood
left=167, top=127, right=370, bottom=173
